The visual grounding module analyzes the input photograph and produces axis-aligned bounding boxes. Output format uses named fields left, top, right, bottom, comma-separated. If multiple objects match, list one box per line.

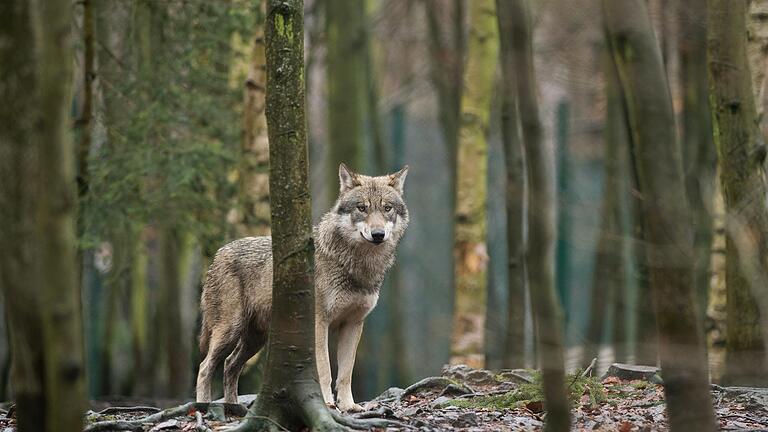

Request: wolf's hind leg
left=335, top=321, right=364, bottom=412
left=315, top=320, right=334, bottom=406
left=196, top=330, right=235, bottom=402
left=223, top=332, right=266, bottom=404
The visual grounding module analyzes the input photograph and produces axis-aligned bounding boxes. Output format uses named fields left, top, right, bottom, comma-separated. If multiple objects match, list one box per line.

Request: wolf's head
left=330, top=163, right=409, bottom=246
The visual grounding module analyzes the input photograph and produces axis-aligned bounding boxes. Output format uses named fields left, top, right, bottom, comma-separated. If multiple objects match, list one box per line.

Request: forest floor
left=2, top=364, right=767, bottom=431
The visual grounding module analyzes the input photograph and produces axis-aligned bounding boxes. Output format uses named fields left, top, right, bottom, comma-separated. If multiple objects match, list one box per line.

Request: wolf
left=195, top=163, right=409, bottom=412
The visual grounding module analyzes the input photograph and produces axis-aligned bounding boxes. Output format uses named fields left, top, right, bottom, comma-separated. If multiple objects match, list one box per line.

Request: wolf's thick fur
left=196, top=164, right=409, bottom=411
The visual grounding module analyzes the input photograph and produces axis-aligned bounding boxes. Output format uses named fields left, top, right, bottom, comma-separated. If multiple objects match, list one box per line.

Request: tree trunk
left=0, top=0, right=87, bottom=430
left=708, top=0, right=768, bottom=386
left=236, top=0, right=270, bottom=238
left=585, top=53, right=629, bottom=366
left=603, top=1, right=716, bottom=430
left=325, top=0, right=366, bottom=205
left=76, top=0, right=94, bottom=199
left=494, top=0, right=527, bottom=369
left=159, top=227, right=189, bottom=397
left=234, top=1, right=343, bottom=430
left=604, top=58, right=632, bottom=364
left=0, top=2, right=46, bottom=428
left=452, top=0, right=498, bottom=361
left=679, top=0, right=716, bottom=330
left=503, top=0, right=571, bottom=430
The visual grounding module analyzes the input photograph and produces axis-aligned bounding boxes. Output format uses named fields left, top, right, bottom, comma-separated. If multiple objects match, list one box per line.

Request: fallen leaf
left=525, top=400, right=544, bottom=414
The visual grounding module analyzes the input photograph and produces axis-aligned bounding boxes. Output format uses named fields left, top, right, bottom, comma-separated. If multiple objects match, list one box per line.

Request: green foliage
left=82, top=0, right=258, bottom=248
left=448, top=370, right=605, bottom=410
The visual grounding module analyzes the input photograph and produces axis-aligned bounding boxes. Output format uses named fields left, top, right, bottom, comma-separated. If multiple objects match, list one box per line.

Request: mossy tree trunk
left=502, top=0, right=571, bottom=430
left=452, top=0, right=498, bottom=359
left=326, top=0, right=366, bottom=205
left=0, top=0, right=87, bottom=430
left=603, top=0, right=716, bottom=430
left=708, top=0, right=768, bottom=386
left=679, top=0, right=716, bottom=329
left=233, top=1, right=343, bottom=430
left=494, top=0, right=527, bottom=369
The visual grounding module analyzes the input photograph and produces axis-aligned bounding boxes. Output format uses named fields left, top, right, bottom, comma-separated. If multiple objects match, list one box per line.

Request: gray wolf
left=195, top=163, right=409, bottom=412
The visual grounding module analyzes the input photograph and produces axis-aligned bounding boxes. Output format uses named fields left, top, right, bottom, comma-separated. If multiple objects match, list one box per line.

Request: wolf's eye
left=356, top=204, right=367, bottom=212
left=384, top=204, right=393, bottom=212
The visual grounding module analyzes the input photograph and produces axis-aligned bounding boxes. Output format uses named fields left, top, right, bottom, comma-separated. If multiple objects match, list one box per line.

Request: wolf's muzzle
left=371, top=229, right=385, bottom=244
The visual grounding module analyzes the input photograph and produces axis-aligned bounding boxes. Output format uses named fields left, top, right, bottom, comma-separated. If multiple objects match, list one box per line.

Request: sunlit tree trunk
left=326, top=0, right=366, bottom=205
left=494, top=0, right=526, bottom=369
left=233, top=1, right=343, bottom=430
left=452, top=0, right=497, bottom=360
left=603, top=0, right=716, bottom=430
left=708, top=0, right=768, bottom=386
left=503, top=0, right=570, bottom=430
left=0, top=0, right=87, bottom=430
left=236, top=0, right=270, bottom=238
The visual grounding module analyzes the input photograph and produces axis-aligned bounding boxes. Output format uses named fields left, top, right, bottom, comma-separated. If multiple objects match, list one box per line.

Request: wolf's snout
left=371, top=229, right=385, bottom=243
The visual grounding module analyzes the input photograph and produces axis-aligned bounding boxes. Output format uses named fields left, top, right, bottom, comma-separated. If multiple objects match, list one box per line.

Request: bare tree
left=232, top=1, right=344, bottom=430
left=453, top=0, right=498, bottom=358
left=500, top=0, right=570, bottom=430
left=708, top=0, right=768, bottom=386
left=603, top=0, right=716, bottom=430
left=0, top=0, right=87, bottom=430
left=494, top=0, right=527, bottom=369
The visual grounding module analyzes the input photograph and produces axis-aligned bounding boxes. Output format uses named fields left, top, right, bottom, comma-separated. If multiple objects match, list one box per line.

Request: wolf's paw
left=337, top=401, right=364, bottom=412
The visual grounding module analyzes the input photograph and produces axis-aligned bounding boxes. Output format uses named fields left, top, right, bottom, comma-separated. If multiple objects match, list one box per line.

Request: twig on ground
left=98, top=406, right=161, bottom=415
left=195, top=410, right=213, bottom=432
left=719, top=413, right=768, bottom=426
left=85, top=402, right=247, bottom=432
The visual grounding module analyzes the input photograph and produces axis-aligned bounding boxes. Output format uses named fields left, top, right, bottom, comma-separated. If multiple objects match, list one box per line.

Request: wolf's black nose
left=371, top=229, right=385, bottom=243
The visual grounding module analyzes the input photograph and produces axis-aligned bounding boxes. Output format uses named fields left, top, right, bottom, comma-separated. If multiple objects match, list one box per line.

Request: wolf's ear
left=339, top=162, right=361, bottom=193
left=388, top=165, right=409, bottom=195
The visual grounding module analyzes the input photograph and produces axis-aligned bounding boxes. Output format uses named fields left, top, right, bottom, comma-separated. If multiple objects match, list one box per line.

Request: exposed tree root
left=398, top=376, right=470, bottom=402
left=330, top=410, right=414, bottom=430
left=84, top=402, right=247, bottom=432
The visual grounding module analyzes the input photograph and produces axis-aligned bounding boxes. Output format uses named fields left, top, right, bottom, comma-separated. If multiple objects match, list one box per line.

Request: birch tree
left=708, top=0, right=768, bottom=386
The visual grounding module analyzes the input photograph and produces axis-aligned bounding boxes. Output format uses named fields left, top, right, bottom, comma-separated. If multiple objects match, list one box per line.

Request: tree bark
left=503, top=0, right=571, bottom=430
left=77, top=0, right=95, bottom=198
left=452, top=0, right=498, bottom=360
left=495, top=0, right=527, bottom=369
left=708, top=0, right=768, bottom=386
left=679, top=0, right=716, bottom=330
left=236, top=0, right=270, bottom=238
left=0, top=0, right=87, bottom=430
left=585, top=53, right=629, bottom=366
left=603, top=0, right=716, bottom=430
left=325, top=0, right=366, bottom=205
left=233, top=1, right=343, bottom=430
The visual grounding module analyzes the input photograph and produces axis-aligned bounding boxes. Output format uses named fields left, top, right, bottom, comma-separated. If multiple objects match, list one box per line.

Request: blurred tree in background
left=1, top=1, right=768, bottom=429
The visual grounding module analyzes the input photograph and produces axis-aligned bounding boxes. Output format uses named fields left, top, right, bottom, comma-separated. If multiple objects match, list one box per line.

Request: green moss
left=447, top=370, right=606, bottom=410
left=273, top=13, right=294, bottom=43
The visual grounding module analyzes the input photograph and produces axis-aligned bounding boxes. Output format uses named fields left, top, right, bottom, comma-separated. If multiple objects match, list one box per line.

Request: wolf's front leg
left=335, top=320, right=365, bottom=412
left=315, top=319, right=334, bottom=406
